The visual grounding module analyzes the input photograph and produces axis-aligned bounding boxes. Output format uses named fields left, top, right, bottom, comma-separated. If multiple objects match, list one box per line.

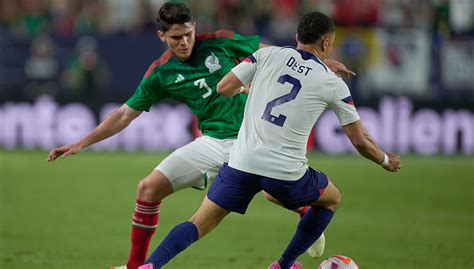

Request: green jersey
left=126, top=30, right=259, bottom=139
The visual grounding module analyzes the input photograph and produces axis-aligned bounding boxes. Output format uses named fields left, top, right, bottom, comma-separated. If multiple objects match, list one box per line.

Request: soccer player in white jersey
left=47, top=4, right=357, bottom=268
left=137, top=11, right=401, bottom=269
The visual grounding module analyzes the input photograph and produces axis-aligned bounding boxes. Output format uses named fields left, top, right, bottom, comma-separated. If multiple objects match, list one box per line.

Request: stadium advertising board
left=0, top=96, right=193, bottom=151
left=316, top=97, right=473, bottom=155
left=0, top=95, right=472, bottom=155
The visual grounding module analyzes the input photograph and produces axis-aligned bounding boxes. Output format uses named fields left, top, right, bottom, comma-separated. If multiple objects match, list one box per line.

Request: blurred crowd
left=1, top=0, right=472, bottom=38
left=0, top=0, right=473, bottom=106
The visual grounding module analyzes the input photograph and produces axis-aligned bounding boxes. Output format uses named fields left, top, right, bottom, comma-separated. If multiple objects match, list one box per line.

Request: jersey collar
left=282, top=46, right=328, bottom=72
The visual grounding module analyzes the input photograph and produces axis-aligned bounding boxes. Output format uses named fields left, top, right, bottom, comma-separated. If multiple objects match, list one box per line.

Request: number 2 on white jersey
left=261, top=74, right=301, bottom=127
left=194, top=78, right=212, bottom=99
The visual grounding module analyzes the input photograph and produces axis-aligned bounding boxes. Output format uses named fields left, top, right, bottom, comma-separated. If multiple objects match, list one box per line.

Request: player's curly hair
left=157, top=2, right=194, bottom=32
left=297, top=12, right=335, bottom=44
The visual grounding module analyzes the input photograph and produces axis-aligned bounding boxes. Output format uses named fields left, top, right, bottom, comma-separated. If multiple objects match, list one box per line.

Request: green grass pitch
left=1, top=150, right=472, bottom=268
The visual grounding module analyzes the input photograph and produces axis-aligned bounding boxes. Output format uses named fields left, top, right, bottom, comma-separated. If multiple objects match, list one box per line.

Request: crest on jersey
left=205, top=52, right=221, bottom=73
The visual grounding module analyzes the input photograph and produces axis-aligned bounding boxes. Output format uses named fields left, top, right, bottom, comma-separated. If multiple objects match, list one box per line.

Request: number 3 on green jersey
left=194, top=78, right=212, bottom=99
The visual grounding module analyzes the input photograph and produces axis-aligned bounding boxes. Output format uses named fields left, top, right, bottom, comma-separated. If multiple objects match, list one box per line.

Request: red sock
left=126, top=200, right=161, bottom=269
left=295, top=206, right=311, bottom=218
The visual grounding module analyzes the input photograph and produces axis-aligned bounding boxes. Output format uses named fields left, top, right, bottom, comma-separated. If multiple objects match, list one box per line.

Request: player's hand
left=47, top=143, right=82, bottom=162
left=324, top=59, right=356, bottom=78
left=240, top=84, right=251, bottom=94
left=382, top=152, right=401, bottom=172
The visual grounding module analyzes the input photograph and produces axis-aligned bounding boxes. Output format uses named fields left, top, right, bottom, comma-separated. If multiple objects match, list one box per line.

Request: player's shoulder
left=259, top=46, right=281, bottom=53
left=251, top=46, right=282, bottom=60
left=196, top=29, right=235, bottom=42
left=143, top=49, right=175, bottom=78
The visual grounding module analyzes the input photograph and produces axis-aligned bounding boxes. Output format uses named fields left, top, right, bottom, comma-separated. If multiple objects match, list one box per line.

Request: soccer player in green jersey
left=47, top=3, right=354, bottom=269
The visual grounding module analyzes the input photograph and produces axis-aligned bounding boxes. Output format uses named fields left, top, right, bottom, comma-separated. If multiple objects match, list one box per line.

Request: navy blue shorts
left=207, top=163, right=329, bottom=214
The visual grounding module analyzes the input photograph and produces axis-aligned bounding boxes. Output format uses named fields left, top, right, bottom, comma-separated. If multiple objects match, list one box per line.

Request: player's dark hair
left=297, top=12, right=335, bottom=44
left=157, top=2, right=194, bottom=32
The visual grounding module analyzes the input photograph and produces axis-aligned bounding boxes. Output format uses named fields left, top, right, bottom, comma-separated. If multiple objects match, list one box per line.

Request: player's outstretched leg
left=265, top=193, right=326, bottom=259
left=275, top=180, right=341, bottom=269
left=142, top=196, right=229, bottom=269
left=113, top=170, right=173, bottom=269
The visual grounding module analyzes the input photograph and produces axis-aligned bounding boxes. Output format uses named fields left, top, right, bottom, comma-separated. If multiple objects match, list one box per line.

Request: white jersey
left=229, top=46, right=360, bottom=180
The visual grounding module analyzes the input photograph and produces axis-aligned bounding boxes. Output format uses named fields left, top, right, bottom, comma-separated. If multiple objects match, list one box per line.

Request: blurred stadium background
left=0, top=0, right=473, bottom=268
left=0, top=0, right=473, bottom=154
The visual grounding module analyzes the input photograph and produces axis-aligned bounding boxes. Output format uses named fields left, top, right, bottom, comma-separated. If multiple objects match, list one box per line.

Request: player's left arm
left=343, top=121, right=401, bottom=172
left=217, top=71, right=244, bottom=97
left=329, top=79, right=400, bottom=172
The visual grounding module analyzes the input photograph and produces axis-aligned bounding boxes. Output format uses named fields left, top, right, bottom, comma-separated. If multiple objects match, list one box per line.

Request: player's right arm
left=217, top=72, right=245, bottom=97
left=47, top=104, right=141, bottom=162
left=217, top=49, right=263, bottom=97
left=342, top=120, right=400, bottom=172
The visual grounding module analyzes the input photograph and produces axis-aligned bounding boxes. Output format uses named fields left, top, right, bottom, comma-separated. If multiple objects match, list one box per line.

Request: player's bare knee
left=328, top=189, right=341, bottom=211
left=136, top=179, right=152, bottom=201
left=324, top=183, right=341, bottom=211
left=314, top=180, right=341, bottom=212
left=137, top=170, right=173, bottom=202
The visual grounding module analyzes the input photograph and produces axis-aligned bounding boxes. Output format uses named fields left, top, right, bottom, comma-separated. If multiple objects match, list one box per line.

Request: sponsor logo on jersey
left=174, top=74, right=185, bottom=83
left=205, top=52, right=221, bottom=73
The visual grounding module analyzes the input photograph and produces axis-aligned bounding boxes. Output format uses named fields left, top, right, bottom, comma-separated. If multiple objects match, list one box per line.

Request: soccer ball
left=318, top=255, right=359, bottom=269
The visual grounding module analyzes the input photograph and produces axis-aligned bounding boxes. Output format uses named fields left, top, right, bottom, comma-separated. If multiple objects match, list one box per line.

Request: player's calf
left=189, top=196, right=230, bottom=238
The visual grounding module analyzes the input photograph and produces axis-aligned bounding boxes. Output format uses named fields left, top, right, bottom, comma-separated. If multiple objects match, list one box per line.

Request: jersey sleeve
left=125, top=67, right=167, bottom=112
left=231, top=52, right=258, bottom=85
left=328, top=78, right=360, bottom=126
